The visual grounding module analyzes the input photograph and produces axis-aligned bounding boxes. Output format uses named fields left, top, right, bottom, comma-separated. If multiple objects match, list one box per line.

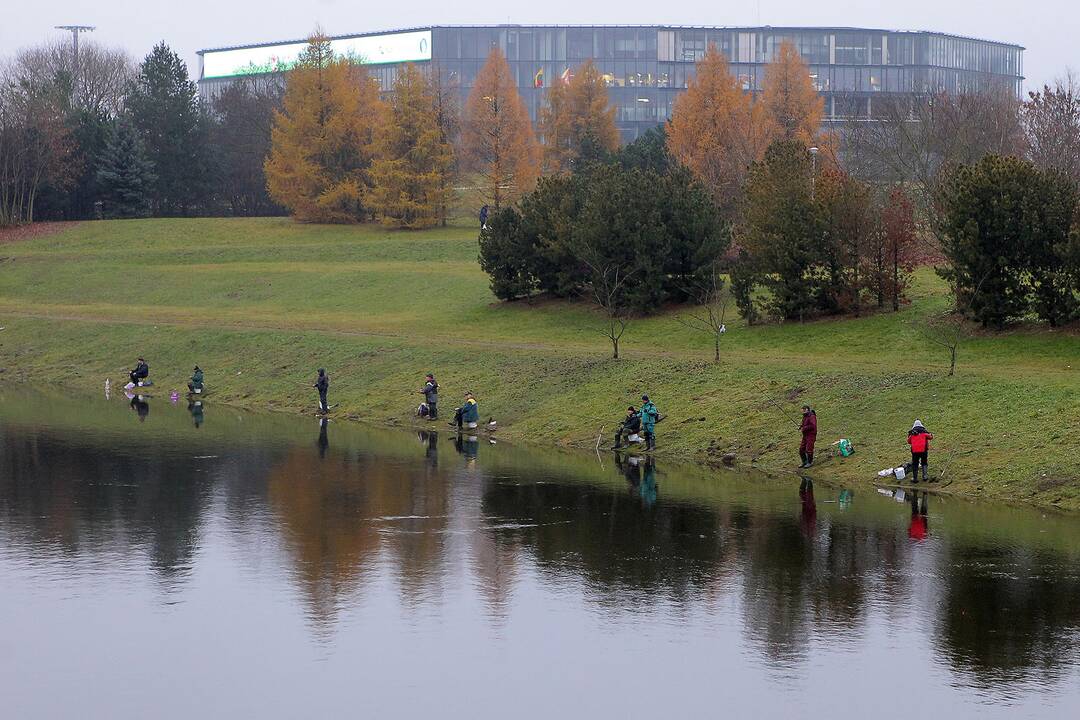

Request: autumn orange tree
left=667, top=44, right=771, bottom=214
left=264, top=34, right=383, bottom=223
left=761, top=41, right=825, bottom=146
left=539, top=59, right=620, bottom=173
left=370, top=64, right=453, bottom=228
left=462, top=48, right=540, bottom=209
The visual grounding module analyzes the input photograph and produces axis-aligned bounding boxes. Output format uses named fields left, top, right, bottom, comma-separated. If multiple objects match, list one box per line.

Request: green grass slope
left=1, top=217, right=1077, bottom=509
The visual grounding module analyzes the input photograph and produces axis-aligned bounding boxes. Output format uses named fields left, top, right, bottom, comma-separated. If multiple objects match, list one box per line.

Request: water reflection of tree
left=937, top=545, right=1080, bottom=686
left=266, top=447, right=451, bottom=627
left=0, top=432, right=218, bottom=584
left=481, top=478, right=734, bottom=605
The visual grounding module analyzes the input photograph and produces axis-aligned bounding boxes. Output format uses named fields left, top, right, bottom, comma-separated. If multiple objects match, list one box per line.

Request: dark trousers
left=911, top=451, right=928, bottom=480
left=428, top=401, right=437, bottom=419
left=318, top=390, right=328, bottom=413
left=453, top=407, right=464, bottom=428
left=130, top=371, right=140, bottom=385
left=644, top=429, right=655, bottom=449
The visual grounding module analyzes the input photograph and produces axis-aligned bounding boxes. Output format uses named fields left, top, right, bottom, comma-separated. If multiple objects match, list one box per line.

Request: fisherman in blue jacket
left=640, top=394, right=659, bottom=450
left=453, top=391, right=479, bottom=430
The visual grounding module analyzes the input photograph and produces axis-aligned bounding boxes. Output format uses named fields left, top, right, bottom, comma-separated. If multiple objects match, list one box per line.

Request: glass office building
left=198, top=25, right=1024, bottom=141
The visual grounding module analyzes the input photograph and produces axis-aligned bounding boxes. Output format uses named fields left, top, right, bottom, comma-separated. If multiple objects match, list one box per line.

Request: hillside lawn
left=0, top=217, right=1077, bottom=510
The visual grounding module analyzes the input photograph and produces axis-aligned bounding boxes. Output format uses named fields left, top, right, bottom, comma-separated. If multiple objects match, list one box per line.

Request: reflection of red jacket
left=908, top=430, right=933, bottom=453
left=800, top=412, right=817, bottom=439
left=909, top=515, right=928, bottom=540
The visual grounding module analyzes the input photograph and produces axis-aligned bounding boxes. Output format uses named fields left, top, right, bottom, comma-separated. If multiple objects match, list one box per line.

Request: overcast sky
left=3, top=1, right=1074, bottom=89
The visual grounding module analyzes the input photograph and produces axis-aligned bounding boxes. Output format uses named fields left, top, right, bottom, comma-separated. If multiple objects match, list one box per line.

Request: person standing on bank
left=799, top=405, right=817, bottom=468
left=640, top=395, right=659, bottom=451
left=420, top=373, right=439, bottom=420
left=907, top=420, right=934, bottom=483
left=314, top=368, right=330, bottom=415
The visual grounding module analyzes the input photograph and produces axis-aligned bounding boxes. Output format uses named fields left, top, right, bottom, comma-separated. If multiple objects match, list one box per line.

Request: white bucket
left=893, top=466, right=906, bottom=480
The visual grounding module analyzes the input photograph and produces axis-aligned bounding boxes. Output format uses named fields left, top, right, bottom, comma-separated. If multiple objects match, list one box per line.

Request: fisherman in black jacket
left=314, top=368, right=330, bottom=414
left=129, top=357, right=149, bottom=386
left=611, top=406, right=641, bottom=449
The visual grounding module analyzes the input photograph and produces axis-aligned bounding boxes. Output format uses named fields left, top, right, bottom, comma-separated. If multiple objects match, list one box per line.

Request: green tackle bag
left=837, top=438, right=854, bottom=457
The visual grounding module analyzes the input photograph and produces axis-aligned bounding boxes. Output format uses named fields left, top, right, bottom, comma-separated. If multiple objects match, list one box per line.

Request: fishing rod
left=765, top=397, right=802, bottom=429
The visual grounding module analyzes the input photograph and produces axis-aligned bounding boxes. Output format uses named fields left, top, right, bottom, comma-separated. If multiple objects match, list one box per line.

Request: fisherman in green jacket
left=640, top=394, right=659, bottom=450
left=188, top=365, right=204, bottom=394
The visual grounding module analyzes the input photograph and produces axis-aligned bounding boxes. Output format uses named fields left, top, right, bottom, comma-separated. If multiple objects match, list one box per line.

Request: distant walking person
left=907, top=420, right=934, bottom=483
left=314, top=368, right=330, bottom=415
left=479, top=204, right=490, bottom=230
left=799, top=406, right=817, bottom=468
left=640, top=395, right=659, bottom=451
left=420, top=373, right=439, bottom=420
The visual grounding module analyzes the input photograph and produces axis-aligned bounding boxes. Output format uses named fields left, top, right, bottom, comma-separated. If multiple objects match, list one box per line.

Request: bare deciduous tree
left=840, top=84, right=1024, bottom=217
left=578, top=248, right=635, bottom=360
left=0, top=65, right=76, bottom=225
left=677, top=264, right=729, bottom=363
left=1023, top=70, right=1080, bottom=187
left=14, top=39, right=134, bottom=116
left=918, top=272, right=990, bottom=376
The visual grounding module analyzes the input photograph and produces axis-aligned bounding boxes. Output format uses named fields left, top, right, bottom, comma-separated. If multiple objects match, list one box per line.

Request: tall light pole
left=55, top=25, right=95, bottom=106
left=809, top=146, right=819, bottom=199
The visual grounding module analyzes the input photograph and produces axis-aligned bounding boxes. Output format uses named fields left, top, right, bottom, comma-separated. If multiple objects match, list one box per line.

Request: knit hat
left=912, top=419, right=925, bottom=431
left=641, top=394, right=649, bottom=402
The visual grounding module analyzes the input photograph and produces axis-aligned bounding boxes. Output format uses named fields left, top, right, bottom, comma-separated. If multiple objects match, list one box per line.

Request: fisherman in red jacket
left=799, top=405, right=817, bottom=468
left=907, top=419, right=934, bottom=483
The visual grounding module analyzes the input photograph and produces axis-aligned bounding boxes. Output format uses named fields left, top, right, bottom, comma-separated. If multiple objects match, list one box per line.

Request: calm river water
left=1, top=388, right=1078, bottom=719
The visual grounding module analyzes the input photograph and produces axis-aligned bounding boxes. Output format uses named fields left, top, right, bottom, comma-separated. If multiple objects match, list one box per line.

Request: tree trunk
left=612, top=336, right=619, bottom=360
left=949, top=345, right=957, bottom=377
left=714, top=335, right=720, bottom=363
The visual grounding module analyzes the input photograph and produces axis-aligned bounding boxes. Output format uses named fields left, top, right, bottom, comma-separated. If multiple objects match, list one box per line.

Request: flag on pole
left=534, top=67, right=544, bottom=88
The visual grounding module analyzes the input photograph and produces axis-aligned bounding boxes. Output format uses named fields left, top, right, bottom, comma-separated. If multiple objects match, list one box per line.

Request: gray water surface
left=1, top=388, right=1078, bottom=719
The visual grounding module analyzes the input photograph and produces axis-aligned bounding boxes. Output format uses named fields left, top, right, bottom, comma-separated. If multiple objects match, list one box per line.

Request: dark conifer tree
left=97, top=120, right=156, bottom=218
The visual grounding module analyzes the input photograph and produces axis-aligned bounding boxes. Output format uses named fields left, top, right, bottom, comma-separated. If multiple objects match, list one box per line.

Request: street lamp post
left=809, top=146, right=819, bottom=199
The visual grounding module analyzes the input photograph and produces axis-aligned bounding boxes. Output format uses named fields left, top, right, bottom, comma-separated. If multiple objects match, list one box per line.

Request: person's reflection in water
left=129, top=394, right=150, bottom=422
left=418, top=430, right=438, bottom=468
left=640, top=456, right=658, bottom=509
left=908, top=491, right=929, bottom=541
left=799, top=476, right=817, bottom=539
left=453, top=432, right=479, bottom=463
left=317, top=417, right=329, bottom=459
left=615, top=451, right=642, bottom=492
left=187, top=399, right=204, bottom=428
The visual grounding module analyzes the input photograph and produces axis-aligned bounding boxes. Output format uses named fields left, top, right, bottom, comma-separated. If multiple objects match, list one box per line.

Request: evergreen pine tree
left=96, top=120, right=156, bottom=218
left=126, top=42, right=213, bottom=215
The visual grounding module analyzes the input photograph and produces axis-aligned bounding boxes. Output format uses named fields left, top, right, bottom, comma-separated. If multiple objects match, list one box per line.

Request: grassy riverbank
left=1, top=217, right=1078, bottom=510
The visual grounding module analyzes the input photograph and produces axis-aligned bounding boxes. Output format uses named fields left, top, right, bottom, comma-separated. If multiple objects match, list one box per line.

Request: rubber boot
left=806, top=453, right=813, bottom=468
left=799, top=450, right=808, bottom=468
